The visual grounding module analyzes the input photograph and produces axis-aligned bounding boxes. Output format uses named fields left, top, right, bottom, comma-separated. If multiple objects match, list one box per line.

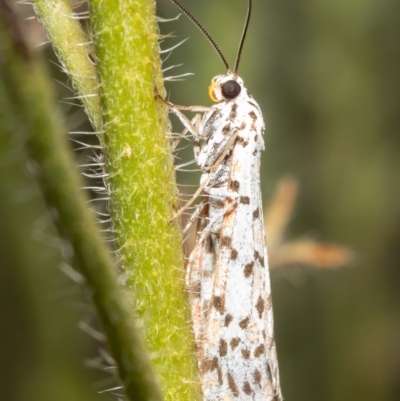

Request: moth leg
left=204, top=186, right=238, bottom=202
left=192, top=113, right=203, bottom=162
left=182, top=195, right=208, bottom=234
left=158, top=96, right=210, bottom=139
left=186, top=202, right=212, bottom=344
left=171, top=114, right=200, bottom=151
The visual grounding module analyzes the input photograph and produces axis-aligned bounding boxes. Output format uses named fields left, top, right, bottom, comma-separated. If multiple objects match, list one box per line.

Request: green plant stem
left=0, top=2, right=163, bottom=400
left=32, top=0, right=102, bottom=131
left=89, top=0, right=200, bottom=399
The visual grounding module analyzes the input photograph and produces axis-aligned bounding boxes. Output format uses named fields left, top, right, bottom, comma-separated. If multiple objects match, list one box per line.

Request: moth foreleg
left=171, top=115, right=199, bottom=151
left=163, top=100, right=210, bottom=139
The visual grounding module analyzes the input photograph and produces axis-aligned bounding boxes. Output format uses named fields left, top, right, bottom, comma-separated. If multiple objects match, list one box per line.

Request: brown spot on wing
left=243, top=381, right=252, bottom=395
left=225, top=314, right=233, bottom=326
left=240, top=196, right=250, bottom=204
left=239, top=317, right=250, bottom=329
left=253, top=208, right=259, bottom=219
left=254, top=250, right=265, bottom=267
left=212, top=295, right=225, bottom=314
left=219, top=339, right=228, bottom=357
left=253, top=369, right=262, bottom=385
left=222, top=124, right=231, bottom=135
left=241, top=349, right=250, bottom=359
left=249, top=110, right=258, bottom=130
left=231, top=249, right=238, bottom=260
left=230, top=337, right=240, bottom=349
left=217, top=366, right=223, bottom=385
left=202, top=356, right=219, bottom=373
left=227, top=372, right=239, bottom=396
left=205, top=236, right=213, bottom=253
left=229, top=103, right=238, bottom=121
left=256, top=296, right=265, bottom=319
left=254, top=344, right=266, bottom=357
left=221, top=236, right=232, bottom=247
left=244, top=261, right=254, bottom=278
left=229, top=180, right=240, bottom=192
left=238, top=136, right=249, bottom=147
left=249, top=110, right=257, bottom=120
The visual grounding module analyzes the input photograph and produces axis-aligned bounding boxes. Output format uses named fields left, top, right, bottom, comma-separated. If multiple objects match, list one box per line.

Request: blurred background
left=1, top=0, right=399, bottom=400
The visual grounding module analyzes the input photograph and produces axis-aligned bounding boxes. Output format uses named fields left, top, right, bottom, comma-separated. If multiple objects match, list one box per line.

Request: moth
left=166, top=1, right=283, bottom=400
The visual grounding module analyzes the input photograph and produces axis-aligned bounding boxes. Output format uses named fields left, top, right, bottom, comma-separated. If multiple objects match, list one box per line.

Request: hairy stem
left=89, top=0, right=200, bottom=398
left=32, top=0, right=102, bottom=130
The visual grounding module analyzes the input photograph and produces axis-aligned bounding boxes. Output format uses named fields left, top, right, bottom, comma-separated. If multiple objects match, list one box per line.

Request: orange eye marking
left=208, top=81, right=219, bottom=103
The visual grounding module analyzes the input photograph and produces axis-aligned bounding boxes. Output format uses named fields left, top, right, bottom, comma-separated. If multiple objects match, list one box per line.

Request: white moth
left=167, top=1, right=283, bottom=400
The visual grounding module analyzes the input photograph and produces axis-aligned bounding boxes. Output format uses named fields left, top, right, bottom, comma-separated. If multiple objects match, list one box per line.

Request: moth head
left=208, top=74, right=244, bottom=103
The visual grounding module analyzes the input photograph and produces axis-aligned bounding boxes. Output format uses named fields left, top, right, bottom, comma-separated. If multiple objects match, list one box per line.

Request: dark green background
left=2, top=1, right=399, bottom=400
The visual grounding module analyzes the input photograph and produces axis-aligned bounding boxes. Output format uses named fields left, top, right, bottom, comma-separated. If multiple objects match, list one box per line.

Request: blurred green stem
left=0, top=1, right=163, bottom=400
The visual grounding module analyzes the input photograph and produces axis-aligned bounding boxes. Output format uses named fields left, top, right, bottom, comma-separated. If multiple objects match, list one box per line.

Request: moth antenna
left=234, top=0, right=252, bottom=73
left=169, top=0, right=230, bottom=71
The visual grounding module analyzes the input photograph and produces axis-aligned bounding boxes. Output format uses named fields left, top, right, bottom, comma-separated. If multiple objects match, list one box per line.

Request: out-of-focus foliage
left=0, top=5, right=114, bottom=401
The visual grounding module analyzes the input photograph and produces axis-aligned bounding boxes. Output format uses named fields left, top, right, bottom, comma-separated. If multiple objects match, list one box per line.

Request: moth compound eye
left=221, top=80, right=241, bottom=99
